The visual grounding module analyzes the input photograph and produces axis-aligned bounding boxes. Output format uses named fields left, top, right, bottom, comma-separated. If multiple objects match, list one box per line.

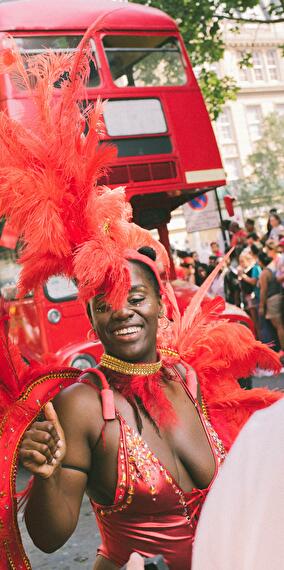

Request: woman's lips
left=112, top=325, right=142, bottom=339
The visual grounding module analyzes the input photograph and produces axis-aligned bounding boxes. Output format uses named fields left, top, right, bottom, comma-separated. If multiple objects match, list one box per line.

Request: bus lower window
left=44, top=275, right=78, bottom=302
left=13, top=36, right=100, bottom=88
left=111, top=136, right=172, bottom=157
left=103, top=35, right=186, bottom=87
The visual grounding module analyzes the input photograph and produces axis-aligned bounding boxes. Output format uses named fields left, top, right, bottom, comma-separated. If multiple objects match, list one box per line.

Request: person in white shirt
left=192, top=398, right=284, bottom=570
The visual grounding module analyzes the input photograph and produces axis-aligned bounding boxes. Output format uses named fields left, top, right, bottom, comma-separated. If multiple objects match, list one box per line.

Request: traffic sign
left=183, top=192, right=219, bottom=232
left=188, top=195, right=208, bottom=210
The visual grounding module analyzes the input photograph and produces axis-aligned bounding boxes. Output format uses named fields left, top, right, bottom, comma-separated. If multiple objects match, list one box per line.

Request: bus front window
left=103, top=35, right=186, bottom=87
left=13, top=35, right=100, bottom=88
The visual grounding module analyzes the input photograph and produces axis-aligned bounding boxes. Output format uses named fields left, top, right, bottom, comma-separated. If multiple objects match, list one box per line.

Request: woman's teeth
left=114, top=326, right=141, bottom=336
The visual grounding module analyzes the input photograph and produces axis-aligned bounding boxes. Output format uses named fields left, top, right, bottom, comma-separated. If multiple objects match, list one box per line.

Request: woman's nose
left=111, top=305, right=134, bottom=320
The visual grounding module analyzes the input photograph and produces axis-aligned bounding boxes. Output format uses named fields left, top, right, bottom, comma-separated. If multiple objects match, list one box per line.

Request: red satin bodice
left=90, top=386, right=226, bottom=569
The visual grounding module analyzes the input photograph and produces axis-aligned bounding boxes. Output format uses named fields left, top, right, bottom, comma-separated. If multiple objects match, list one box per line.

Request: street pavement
left=17, top=371, right=284, bottom=569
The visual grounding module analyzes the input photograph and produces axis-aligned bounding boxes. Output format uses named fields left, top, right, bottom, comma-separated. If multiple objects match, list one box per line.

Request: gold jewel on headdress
left=100, top=353, right=162, bottom=376
left=159, top=347, right=179, bottom=358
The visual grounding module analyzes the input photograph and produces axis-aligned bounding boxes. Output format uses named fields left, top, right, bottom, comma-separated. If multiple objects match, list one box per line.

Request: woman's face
left=239, top=255, right=251, bottom=269
left=89, top=261, right=162, bottom=363
left=270, top=215, right=279, bottom=228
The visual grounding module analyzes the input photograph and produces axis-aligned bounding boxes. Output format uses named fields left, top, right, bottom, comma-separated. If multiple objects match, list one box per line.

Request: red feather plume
left=0, top=33, right=169, bottom=307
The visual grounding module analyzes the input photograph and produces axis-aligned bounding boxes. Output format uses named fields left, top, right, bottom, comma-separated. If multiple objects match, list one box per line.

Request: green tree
left=135, top=0, right=284, bottom=118
left=235, top=112, right=284, bottom=209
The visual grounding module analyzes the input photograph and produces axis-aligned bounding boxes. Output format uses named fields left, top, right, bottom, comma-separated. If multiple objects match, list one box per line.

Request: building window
left=222, top=144, right=239, bottom=158
left=224, top=158, right=242, bottom=180
left=252, top=52, right=265, bottom=81
left=237, top=49, right=281, bottom=84
left=275, top=104, right=284, bottom=116
left=266, top=49, right=279, bottom=80
left=216, top=107, right=235, bottom=143
left=246, top=105, right=263, bottom=142
left=237, top=51, right=251, bottom=82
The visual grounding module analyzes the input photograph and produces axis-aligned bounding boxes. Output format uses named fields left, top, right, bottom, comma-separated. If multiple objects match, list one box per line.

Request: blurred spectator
left=257, top=251, right=280, bottom=349
left=191, top=251, right=209, bottom=285
left=180, top=261, right=196, bottom=285
left=258, top=244, right=284, bottom=353
left=195, top=264, right=208, bottom=286
left=237, top=250, right=261, bottom=337
left=276, top=238, right=284, bottom=289
left=265, top=239, right=282, bottom=268
left=246, top=232, right=262, bottom=250
left=175, top=250, right=193, bottom=280
left=207, top=255, right=220, bottom=275
left=191, top=251, right=200, bottom=264
left=209, top=262, right=226, bottom=299
left=210, top=241, right=223, bottom=257
left=224, top=253, right=240, bottom=306
left=279, top=237, right=284, bottom=253
left=276, top=238, right=284, bottom=342
left=244, top=218, right=255, bottom=233
left=229, top=222, right=247, bottom=248
left=267, top=214, right=284, bottom=242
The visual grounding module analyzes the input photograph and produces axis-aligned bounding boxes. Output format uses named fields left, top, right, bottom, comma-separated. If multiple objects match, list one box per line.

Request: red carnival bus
left=0, top=0, right=225, bottom=272
left=0, top=0, right=235, bottom=369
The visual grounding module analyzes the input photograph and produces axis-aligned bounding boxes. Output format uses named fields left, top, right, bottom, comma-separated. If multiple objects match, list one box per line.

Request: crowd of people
left=173, top=211, right=284, bottom=358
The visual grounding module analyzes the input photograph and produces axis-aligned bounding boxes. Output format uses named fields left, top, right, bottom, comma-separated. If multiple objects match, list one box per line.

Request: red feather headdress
left=0, top=34, right=169, bottom=308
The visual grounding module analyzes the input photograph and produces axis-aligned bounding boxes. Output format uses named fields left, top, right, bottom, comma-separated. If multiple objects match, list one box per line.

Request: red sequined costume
left=92, top=370, right=225, bottom=570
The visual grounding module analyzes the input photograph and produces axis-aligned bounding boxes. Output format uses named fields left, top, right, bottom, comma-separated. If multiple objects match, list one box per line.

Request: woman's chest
left=87, top=388, right=225, bottom=504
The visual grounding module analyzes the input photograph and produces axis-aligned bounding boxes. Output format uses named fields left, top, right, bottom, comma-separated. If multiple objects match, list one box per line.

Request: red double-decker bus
left=0, top=0, right=225, bottom=268
left=0, top=0, right=232, bottom=370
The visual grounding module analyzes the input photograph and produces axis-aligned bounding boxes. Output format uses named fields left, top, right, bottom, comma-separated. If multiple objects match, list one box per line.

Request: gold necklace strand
left=100, top=353, right=162, bottom=376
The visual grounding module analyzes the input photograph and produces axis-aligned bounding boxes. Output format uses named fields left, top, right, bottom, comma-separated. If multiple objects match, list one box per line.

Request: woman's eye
left=129, top=296, right=145, bottom=305
left=95, top=303, right=110, bottom=313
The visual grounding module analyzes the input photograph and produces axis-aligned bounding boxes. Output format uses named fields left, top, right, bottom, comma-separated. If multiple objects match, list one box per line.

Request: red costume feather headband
left=0, top=33, right=169, bottom=308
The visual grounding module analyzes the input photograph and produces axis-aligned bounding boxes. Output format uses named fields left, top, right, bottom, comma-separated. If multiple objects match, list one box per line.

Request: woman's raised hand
left=19, top=402, right=66, bottom=479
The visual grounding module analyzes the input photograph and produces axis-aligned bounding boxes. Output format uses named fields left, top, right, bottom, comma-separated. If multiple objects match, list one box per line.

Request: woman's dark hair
left=247, top=232, right=259, bottom=241
left=269, top=213, right=281, bottom=224
left=250, top=243, right=260, bottom=256
left=257, top=250, right=270, bottom=267
left=132, top=246, right=161, bottom=297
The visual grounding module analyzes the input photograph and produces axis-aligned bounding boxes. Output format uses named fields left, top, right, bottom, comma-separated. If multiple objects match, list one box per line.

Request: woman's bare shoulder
left=53, top=376, right=104, bottom=430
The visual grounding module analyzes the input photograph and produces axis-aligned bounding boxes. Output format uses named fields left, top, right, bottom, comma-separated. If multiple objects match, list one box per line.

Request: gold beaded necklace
left=100, top=353, right=162, bottom=376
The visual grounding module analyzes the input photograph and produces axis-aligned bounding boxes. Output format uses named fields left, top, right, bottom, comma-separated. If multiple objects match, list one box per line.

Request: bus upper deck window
left=102, top=35, right=186, bottom=87
left=13, top=36, right=100, bottom=89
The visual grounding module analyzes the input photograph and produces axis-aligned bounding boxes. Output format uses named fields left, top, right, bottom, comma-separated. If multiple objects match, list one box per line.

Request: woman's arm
left=21, top=384, right=103, bottom=552
left=259, top=270, right=269, bottom=316
left=241, top=273, right=257, bottom=286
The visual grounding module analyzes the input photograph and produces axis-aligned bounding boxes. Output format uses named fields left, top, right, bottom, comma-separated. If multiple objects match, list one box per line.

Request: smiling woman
left=0, top=29, right=282, bottom=570
left=89, top=253, right=162, bottom=364
left=20, top=237, right=282, bottom=570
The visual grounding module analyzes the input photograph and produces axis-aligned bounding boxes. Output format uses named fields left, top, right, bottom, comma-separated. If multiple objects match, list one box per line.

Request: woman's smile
left=112, top=324, right=143, bottom=340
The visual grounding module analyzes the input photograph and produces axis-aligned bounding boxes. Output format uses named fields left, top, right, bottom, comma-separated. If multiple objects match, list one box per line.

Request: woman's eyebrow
left=129, top=285, right=147, bottom=292
left=94, top=294, right=105, bottom=304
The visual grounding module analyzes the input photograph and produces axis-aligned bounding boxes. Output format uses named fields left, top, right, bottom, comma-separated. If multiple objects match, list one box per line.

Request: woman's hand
left=258, top=305, right=265, bottom=317
left=19, top=402, right=66, bottom=479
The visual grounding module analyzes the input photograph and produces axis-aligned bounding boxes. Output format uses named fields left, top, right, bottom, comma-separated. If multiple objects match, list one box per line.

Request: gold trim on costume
left=100, top=354, right=162, bottom=376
